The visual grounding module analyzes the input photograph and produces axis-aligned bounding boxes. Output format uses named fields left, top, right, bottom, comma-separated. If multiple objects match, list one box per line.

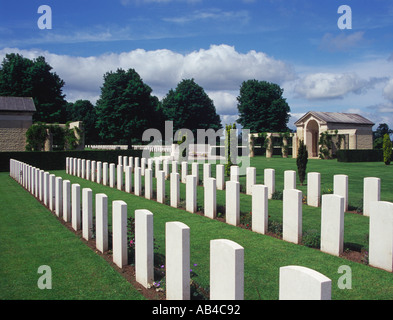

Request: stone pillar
left=210, top=239, right=244, bottom=300
left=135, top=209, right=154, bottom=288
left=246, top=167, right=256, bottom=195
left=170, top=172, right=180, bottom=208
left=252, top=185, right=268, bottom=234
left=264, top=168, right=275, bottom=199
left=109, top=163, right=116, bottom=188
left=369, top=201, right=393, bottom=272
left=203, top=163, right=211, bottom=187
left=157, top=170, right=165, bottom=204
left=86, top=160, right=91, bottom=181
left=112, top=200, right=128, bottom=268
left=279, top=266, right=331, bottom=300
left=204, top=177, right=216, bottom=219
left=165, top=221, right=190, bottom=300
left=181, top=162, right=188, bottom=183
left=134, top=167, right=142, bottom=196
left=333, top=174, right=348, bottom=212
left=55, top=177, right=63, bottom=218
left=97, top=161, right=102, bottom=184
left=43, top=172, right=49, bottom=206
left=363, top=177, right=380, bottom=216
left=63, top=180, right=71, bottom=222
left=81, top=159, right=86, bottom=179
left=320, top=194, right=344, bottom=256
left=145, top=168, right=153, bottom=200
left=230, top=165, right=239, bottom=182
left=284, top=170, right=296, bottom=190
left=72, top=184, right=81, bottom=231
left=307, top=172, right=321, bottom=207
left=49, top=174, right=55, bottom=212
left=82, top=188, right=93, bottom=241
left=125, top=166, right=132, bottom=193
left=117, top=164, right=123, bottom=191
left=192, top=162, right=199, bottom=185
left=186, top=175, right=197, bottom=213
left=226, top=181, right=240, bottom=226
left=283, top=189, right=302, bottom=244
left=96, top=193, right=108, bottom=253
left=163, top=160, right=170, bottom=179
left=216, top=164, right=225, bottom=190
left=172, top=160, right=178, bottom=174
left=91, top=160, right=96, bottom=182
left=103, top=162, right=108, bottom=186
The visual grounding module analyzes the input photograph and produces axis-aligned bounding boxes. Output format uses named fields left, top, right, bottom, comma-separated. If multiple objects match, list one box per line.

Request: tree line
left=0, top=53, right=292, bottom=146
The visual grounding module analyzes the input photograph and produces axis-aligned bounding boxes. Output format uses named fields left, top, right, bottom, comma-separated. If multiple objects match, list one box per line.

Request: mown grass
left=0, top=172, right=145, bottom=300
left=2, top=156, right=393, bottom=300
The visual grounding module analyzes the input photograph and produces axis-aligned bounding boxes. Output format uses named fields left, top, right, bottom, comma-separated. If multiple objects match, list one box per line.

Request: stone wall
left=0, top=127, right=28, bottom=151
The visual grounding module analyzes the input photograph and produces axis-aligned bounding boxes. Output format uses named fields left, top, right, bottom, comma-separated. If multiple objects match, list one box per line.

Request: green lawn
left=1, top=156, right=393, bottom=300
left=0, top=172, right=146, bottom=300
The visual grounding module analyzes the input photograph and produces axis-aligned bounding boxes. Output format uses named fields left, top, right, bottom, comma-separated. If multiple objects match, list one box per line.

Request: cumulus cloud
left=383, top=78, right=393, bottom=101
left=0, top=45, right=294, bottom=113
left=293, top=72, right=384, bottom=100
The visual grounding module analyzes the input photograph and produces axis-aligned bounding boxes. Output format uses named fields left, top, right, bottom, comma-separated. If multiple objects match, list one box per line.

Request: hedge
left=336, top=149, right=386, bottom=162
left=0, top=150, right=143, bottom=172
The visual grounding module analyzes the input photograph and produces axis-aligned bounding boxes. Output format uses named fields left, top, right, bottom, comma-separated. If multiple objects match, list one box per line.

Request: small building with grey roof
left=0, top=96, right=36, bottom=151
left=294, top=111, right=374, bottom=158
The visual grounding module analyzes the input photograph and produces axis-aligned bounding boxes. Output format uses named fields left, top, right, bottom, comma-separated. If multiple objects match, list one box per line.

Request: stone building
left=0, top=97, right=36, bottom=151
left=294, top=111, right=374, bottom=158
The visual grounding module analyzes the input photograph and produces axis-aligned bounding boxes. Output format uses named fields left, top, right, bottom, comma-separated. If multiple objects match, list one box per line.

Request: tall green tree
left=373, top=123, right=393, bottom=149
left=237, top=80, right=290, bottom=133
left=161, top=79, right=222, bottom=138
left=296, top=139, right=308, bottom=185
left=95, top=68, right=162, bottom=146
left=0, top=53, right=67, bottom=123
left=383, top=133, right=392, bottom=165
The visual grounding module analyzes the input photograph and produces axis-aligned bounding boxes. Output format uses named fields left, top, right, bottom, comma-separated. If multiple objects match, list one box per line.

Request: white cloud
left=293, top=72, right=383, bottom=100
left=319, top=32, right=365, bottom=52
left=383, top=78, right=393, bottom=101
left=0, top=45, right=294, bottom=110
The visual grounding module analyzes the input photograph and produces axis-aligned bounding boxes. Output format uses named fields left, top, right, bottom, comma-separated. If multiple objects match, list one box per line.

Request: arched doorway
left=305, top=120, right=319, bottom=158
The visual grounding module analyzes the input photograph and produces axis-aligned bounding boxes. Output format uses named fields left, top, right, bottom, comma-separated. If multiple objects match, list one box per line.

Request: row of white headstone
left=65, top=156, right=393, bottom=273
left=10, top=157, right=337, bottom=299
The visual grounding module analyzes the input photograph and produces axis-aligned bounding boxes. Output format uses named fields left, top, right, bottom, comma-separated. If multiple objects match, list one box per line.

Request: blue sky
left=1, top=0, right=393, bottom=130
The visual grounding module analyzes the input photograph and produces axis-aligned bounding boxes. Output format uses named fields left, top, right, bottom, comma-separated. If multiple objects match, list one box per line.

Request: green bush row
left=0, top=150, right=143, bottom=172
left=336, top=149, right=390, bottom=162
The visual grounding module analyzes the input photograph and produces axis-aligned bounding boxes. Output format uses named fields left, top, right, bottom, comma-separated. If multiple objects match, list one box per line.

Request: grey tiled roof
left=294, top=111, right=374, bottom=126
left=0, top=96, right=36, bottom=112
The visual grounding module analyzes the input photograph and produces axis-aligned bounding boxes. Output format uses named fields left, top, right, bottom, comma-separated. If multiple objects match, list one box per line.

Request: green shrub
left=302, top=229, right=321, bottom=248
left=383, top=134, right=392, bottom=165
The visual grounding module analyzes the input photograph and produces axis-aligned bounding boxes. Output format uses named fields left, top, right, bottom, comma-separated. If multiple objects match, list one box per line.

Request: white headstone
left=165, top=221, right=190, bottom=300
left=307, top=172, right=321, bottom=207
left=283, top=189, right=302, bottom=244
left=112, top=200, right=128, bottom=268
left=135, top=209, right=154, bottom=288
left=204, top=177, right=216, bottom=219
left=320, top=194, right=344, bottom=256
left=186, top=175, right=197, bottom=213
left=264, top=168, right=275, bottom=199
left=369, top=201, right=393, bottom=272
left=226, top=181, right=240, bottom=226
left=210, top=239, right=244, bottom=300
left=279, top=266, right=331, bottom=300
left=363, top=177, right=380, bottom=216
left=252, top=184, right=268, bottom=234
left=95, top=193, right=108, bottom=253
